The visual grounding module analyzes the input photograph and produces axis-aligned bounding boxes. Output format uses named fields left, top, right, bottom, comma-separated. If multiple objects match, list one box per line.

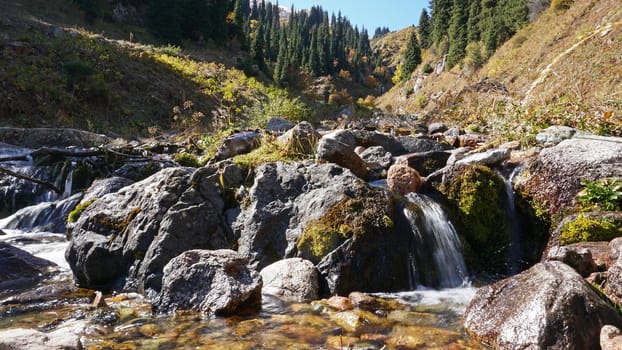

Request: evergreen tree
left=431, top=0, right=452, bottom=46
left=401, top=29, right=421, bottom=80
left=467, top=0, right=481, bottom=42
left=447, top=0, right=469, bottom=68
left=418, top=8, right=432, bottom=48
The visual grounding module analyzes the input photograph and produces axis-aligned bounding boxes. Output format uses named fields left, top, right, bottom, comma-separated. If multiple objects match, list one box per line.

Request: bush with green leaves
left=579, top=179, right=622, bottom=211
left=174, top=152, right=201, bottom=168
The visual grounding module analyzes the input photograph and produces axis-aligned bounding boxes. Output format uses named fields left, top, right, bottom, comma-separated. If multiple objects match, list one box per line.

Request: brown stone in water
left=387, top=159, right=423, bottom=195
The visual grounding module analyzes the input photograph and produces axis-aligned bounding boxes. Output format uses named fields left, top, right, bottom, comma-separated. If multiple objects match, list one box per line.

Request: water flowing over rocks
left=154, top=249, right=262, bottom=316
left=66, top=166, right=235, bottom=295
left=260, top=258, right=319, bottom=302
left=465, top=261, right=622, bottom=349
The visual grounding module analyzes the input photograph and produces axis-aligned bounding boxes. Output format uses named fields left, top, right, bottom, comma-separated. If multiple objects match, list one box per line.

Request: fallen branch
left=31, top=147, right=102, bottom=158
left=0, top=155, right=29, bottom=162
left=0, top=166, right=62, bottom=194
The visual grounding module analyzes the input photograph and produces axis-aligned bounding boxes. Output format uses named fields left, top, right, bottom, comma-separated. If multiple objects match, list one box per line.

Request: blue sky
left=277, top=1, right=428, bottom=32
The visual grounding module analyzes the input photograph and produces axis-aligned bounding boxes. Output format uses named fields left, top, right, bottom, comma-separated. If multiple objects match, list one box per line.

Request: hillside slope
left=377, top=0, right=622, bottom=141
left=0, top=0, right=308, bottom=138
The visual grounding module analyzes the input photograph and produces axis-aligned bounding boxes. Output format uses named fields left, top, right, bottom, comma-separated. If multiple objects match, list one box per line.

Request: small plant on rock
left=578, top=179, right=622, bottom=211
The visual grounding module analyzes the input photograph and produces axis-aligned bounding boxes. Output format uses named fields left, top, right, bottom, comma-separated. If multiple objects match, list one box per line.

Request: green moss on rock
left=297, top=186, right=394, bottom=264
left=441, top=164, right=509, bottom=274
left=560, top=214, right=622, bottom=245
left=67, top=198, right=96, bottom=223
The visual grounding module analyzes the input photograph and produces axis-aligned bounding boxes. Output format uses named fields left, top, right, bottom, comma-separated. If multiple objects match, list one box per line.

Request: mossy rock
left=559, top=213, right=622, bottom=245
left=440, top=164, right=509, bottom=275
left=297, top=185, right=395, bottom=265
left=67, top=198, right=96, bottom=224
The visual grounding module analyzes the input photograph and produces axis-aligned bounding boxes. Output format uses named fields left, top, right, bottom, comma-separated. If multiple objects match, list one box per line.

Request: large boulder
left=234, top=161, right=366, bottom=269
left=465, top=261, right=622, bottom=349
left=234, top=161, right=415, bottom=295
left=0, top=242, right=56, bottom=293
left=402, top=151, right=451, bottom=177
left=437, top=164, right=512, bottom=275
left=316, top=133, right=370, bottom=179
left=260, top=258, right=319, bottom=302
left=517, top=135, right=622, bottom=214
left=154, top=249, right=262, bottom=316
left=65, top=167, right=235, bottom=296
left=316, top=129, right=416, bottom=179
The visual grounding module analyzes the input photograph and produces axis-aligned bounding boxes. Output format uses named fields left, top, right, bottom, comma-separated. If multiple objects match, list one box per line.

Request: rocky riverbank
left=0, top=123, right=621, bottom=349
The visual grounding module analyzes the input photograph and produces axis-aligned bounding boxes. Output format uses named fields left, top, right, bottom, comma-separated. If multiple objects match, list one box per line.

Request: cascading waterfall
left=404, top=193, right=468, bottom=288
left=500, top=166, right=523, bottom=275
left=0, top=146, right=86, bottom=269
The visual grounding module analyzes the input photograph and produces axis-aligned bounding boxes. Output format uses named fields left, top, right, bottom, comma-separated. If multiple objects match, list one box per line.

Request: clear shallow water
left=0, top=229, right=483, bottom=349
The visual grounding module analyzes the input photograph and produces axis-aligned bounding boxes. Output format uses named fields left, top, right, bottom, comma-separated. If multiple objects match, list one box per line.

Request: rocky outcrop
left=0, top=242, right=56, bottom=293
left=260, top=258, right=319, bottom=302
left=154, top=249, right=262, bottom=316
left=437, top=164, right=513, bottom=275
left=517, top=135, right=622, bottom=213
left=234, top=161, right=366, bottom=269
left=465, top=261, right=622, bottom=350
left=65, top=167, right=235, bottom=296
left=234, top=161, right=414, bottom=295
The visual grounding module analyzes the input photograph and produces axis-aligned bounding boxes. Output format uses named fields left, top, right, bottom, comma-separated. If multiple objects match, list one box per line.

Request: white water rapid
left=404, top=193, right=469, bottom=288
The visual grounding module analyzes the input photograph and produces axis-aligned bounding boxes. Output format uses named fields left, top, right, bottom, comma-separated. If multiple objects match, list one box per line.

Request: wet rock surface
left=0, top=242, right=55, bottom=293
left=465, top=261, right=622, bottom=350
left=154, top=249, right=262, bottom=316
left=66, top=167, right=235, bottom=295
left=260, top=258, right=319, bottom=302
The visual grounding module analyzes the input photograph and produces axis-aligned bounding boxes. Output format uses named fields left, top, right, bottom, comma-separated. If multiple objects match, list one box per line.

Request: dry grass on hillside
left=377, top=0, right=622, bottom=142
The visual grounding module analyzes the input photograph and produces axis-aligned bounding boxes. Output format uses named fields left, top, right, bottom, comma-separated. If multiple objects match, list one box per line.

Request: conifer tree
left=447, top=0, right=469, bottom=68
left=401, top=29, right=421, bottom=81
left=431, top=0, right=452, bottom=46
left=418, top=9, right=432, bottom=48
left=467, top=0, right=481, bottom=42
